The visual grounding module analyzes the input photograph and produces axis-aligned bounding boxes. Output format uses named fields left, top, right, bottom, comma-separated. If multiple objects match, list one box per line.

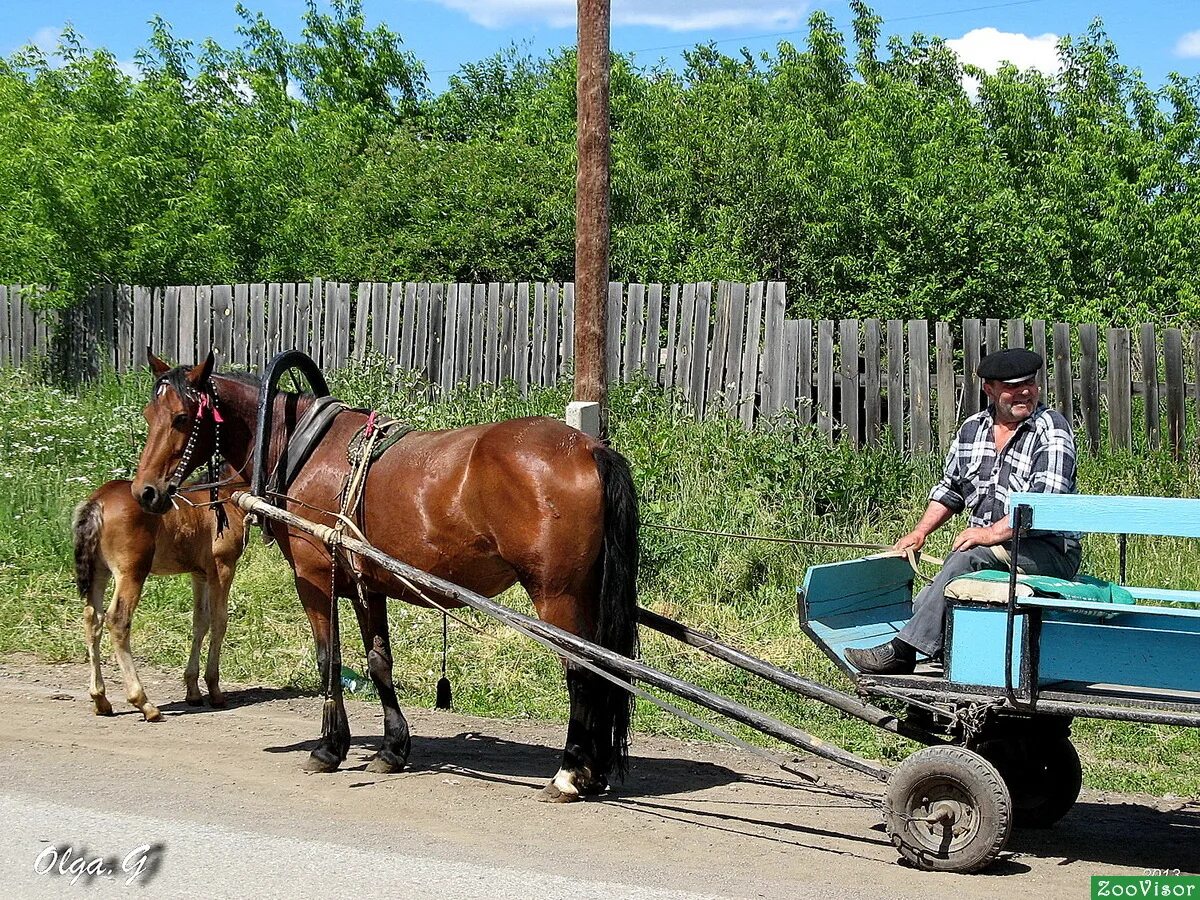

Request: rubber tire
left=885, top=745, right=1013, bottom=873
left=975, top=737, right=1082, bottom=829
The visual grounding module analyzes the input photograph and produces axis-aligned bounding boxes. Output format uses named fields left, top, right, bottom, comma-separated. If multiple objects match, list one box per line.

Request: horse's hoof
left=578, top=776, right=610, bottom=797
left=537, top=782, right=580, bottom=803
left=185, top=694, right=204, bottom=707
left=304, top=748, right=342, bottom=773
left=142, top=706, right=162, bottom=723
left=366, top=750, right=407, bottom=774
left=208, top=693, right=227, bottom=709
left=92, top=696, right=113, bottom=716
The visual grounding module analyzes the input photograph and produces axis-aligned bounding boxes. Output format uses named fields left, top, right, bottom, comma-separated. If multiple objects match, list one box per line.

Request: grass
left=1, top=358, right=1198, bottom=796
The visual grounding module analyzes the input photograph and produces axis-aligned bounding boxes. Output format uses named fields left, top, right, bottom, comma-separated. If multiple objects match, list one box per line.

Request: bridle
left=159, top=375, right=236, bottom=532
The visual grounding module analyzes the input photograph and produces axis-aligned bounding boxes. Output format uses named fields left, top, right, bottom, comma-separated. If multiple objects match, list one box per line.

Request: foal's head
left=132, top=349, right=219, bottom=514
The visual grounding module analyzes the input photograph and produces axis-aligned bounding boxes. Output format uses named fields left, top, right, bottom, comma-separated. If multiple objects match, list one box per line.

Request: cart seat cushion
left=946, top=569, right=1137, bottom=611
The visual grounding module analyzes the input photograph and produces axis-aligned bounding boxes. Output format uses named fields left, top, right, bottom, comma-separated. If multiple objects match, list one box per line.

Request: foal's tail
left=73, top=499, right=104, bottom=600
left=592, top=444, right=640, bottom=778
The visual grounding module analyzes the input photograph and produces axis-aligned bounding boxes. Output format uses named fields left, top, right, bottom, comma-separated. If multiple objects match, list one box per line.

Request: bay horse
left=131, top=351, right=638, bottom=801
left=73, top=474, right=247, bottom=720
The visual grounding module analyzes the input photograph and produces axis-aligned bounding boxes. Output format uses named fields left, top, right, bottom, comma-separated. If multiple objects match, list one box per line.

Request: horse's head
left=132, top=349, right=219, bottom=514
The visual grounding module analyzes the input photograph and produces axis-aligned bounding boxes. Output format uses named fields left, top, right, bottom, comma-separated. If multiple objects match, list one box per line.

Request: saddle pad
left=270, top=395, right=347, bottom=494
left=347, top=418, right=414, bottom=465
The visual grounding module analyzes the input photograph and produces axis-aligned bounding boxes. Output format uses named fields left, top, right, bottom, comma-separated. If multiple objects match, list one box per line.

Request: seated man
left=846, top=347, right=1082, bottom=675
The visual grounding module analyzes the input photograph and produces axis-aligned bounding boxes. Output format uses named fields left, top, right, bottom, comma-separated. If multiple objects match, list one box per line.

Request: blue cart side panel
left=1038, top=610, right=1200, bottom=693
left=801, top=555, right=914, bottom=666
left=946, top=606, right=1026, bottom=689
left=1009, top=492, right=1200, bottom=538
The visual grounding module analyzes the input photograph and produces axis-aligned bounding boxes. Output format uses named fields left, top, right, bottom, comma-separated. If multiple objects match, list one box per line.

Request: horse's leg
left=106, top=569, right=160, bottom=721
left=351, top=592, right=411, bottom=774
left=203, top=564, right=232, bottom=707
left=528, top=587, right=611, bottom=803
left=184, top=575, right=211, bottom=706
left=294, top=571, right=351, bottom=772
left=83, top=567, right=113, bottom=716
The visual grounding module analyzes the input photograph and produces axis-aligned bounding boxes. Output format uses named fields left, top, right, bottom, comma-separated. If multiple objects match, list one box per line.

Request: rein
left=164, top=378, right=230, bottom=534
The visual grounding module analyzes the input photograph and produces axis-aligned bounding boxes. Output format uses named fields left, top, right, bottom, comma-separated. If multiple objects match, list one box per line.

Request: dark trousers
left=899, top=535, right=1081, bottom=657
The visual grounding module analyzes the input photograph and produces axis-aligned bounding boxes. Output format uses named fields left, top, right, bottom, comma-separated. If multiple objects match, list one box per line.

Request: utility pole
left=568, top=0, right=611, bottom=439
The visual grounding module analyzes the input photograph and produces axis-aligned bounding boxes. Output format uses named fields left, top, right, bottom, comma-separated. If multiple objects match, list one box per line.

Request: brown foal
left=73, top=476, right=246, bottom=720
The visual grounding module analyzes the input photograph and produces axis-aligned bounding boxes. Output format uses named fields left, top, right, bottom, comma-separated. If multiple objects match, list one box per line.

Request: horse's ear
left=187, top=349, right=215, bottom=387
left=147, top=348, right=171, bottom=376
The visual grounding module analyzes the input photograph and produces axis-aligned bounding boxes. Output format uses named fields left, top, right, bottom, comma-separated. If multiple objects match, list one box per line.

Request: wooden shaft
left=233, top=491, right=891, bottom=781
left=574, top=0, right=611, bottom=427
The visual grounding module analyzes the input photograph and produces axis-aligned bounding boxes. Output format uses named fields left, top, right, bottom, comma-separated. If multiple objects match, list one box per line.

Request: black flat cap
left=977, top=347, right=1043, bottom=383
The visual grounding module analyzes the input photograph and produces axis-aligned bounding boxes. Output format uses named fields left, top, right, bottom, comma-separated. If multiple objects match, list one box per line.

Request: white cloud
left=947, top=27, right=1061, bottom=76
left=1176, top=30, right=1200, bottom=58
left=428, top=0, right=807, bottom=32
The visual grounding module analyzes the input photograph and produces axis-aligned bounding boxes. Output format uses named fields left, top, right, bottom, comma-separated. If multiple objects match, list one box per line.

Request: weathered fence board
left=0, top=285, right=11, bottom=367
left=279, top=283, right=295, bottom=356
left=705, top=282, right=730, bottom=413
left=1140, top=324, right=1160, bottom=451
left=1053, top=322, right=1073, bottom=423
left=353, top=282, right=370, bottom=361
left=864, top=319, right=880, bottom=444
left=817, top=320, right=834, bottom=439
left=232, top=284, right=249, bottom=369
left=839, top=319, right=859, bottom=446
left=514, top=283, right=530, bottom=393
left=759, top=283, right=785, bottom=417
left=738, top=283, right=764, bottom=427
left=664, top=284, right=680, bottom=390
left=606, top=282, right=623, bottom=386
left=1165, top=328, right=1185, bottom=459
left=1079, top=324, right=1101, bottom=454
left=1107, top=328, right=1132, bottom=451
left=962, top=319, right=981, bottom=418
left=499, top=283, right=515, bottom=382
left=688, top=283, right=710, bottom=417
left=644, top=283, right=662, bottom=384
left=133, top=286, right=153, bottom=370
left=560, top=282, right=575, bottom=377
left=887, top=319, right=904, bottom=450
left=1032, top=320, right=1048, bottom=397
left=250, top=283, right=266, bottom=370
left=720, top=282, right=746, bottom=414
left=484, top=282, right=500, bottom=386
left=625, top=283, right=645, bottom=383
left=910, top=320, right=931, bottom=453
left=936, top=322, right=955, bottom=450
left=780, top=320, right=799, bottom=416
left=544, top=282, right=560, bottom=388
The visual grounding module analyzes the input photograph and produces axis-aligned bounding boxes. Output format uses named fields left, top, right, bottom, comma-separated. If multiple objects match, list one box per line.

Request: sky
left=3, top=0, right=1199, bottom=95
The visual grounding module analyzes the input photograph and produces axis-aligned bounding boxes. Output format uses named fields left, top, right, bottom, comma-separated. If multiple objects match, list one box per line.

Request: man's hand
left=951, top=525, right=1004, bottom=552
left=893, top=530, right=927, bottom=553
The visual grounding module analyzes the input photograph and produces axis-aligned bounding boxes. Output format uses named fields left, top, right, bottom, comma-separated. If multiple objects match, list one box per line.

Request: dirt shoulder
left=1, top=657, right=1196, bottom=898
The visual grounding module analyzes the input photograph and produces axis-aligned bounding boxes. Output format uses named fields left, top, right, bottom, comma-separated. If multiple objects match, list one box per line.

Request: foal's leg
left=204, top=564, right=233, bottom=707
left=106, top=569, right=161, bottom=721
left=184, top=575, right=211, bottom=706
left=83, top=567, right=113, bottom=716
left=295, top=571, right=351, bottom=772
left=351, top=592, right=411, bottom=774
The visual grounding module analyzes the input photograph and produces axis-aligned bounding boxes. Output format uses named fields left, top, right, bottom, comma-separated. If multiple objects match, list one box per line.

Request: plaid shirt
left=930, top=402, right=1078, bottom=536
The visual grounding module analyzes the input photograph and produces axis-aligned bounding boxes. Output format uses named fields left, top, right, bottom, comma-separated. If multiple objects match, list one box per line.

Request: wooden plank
left=738, top=283, right=764, bottom=427
left=721, top=282, right=747, bottom=413
left=606, top=282, right=623, bottom=386
left=1010, top=492, right=1200, bottom=539
left=295, top=283, right=312, bottom=363
left=318, top=279, right=334, bottom=369
left=675, top=284, right=697, bottom=397
left=759, top=282, right=785, bottom=417
left=909, top=320, right=931, bottom=453
left=705, top=281, right=730, bottom=410
left=544, top=282, right=560, bottom=387
left=133, top=286, right=153, bottom=369
left=115, top=285, right=133, bottom=372
left=425, top=283, right=445, bottom=387
left=250, top=283, right=266, bottom=370
left=1006, top=318, right=1025, bottom=349
left=560, top=282, right=574, bottom=376
left=688, top=282, right=710, bottom=417
left=0, top=285, right=8, bottom=366
left=1078, top=324, right=1101, bottom=454
left=1194, top=332, right=1200, bottom=443
left=864, top=321, right=882, bottom=442
left=962, top=319, right=982, bottom=417
left=353, top=281, right=370, bottom=360
left=454, top=283, right=471, bottom=388
left=936, top=321, right=955, bottom=450
left=887, top=320, right=905, bottom=450
left=839, top=319, right=860, bottom=446
left=161, top=286, right=180, bottom=363
left=279, top=283, right=295, bottom=354
left=514, top=283, right=530, bottom=393
left=985, top=318, right=1001, bottom=356
left=176, top=286, right=196, bottom=363
left=374, top=282, right=392, bottom=359
left=99, top=285, right=116, bottom=370
left=307, top=278, right=322, bottom=363
left=1140, top=323, right=1160, bottom=451
left=411, top=284, right=430, bottom=379
left=232, top=284, right=249, bottom=368
left=1053, top=322, right=1073, bottom=424
left=624, top=283, right=645, bottom=382
left=439, top=284, right=459, bottom=392
left=531, top=282, right=546, bottom=388
left=395, top=282, right=413, bottom=369
left=194, top=286, right=212, bottom=359
left=793, top=318, right=812, bottom=427
left=779, top=320, right=799, bottom=416
left=13, top=286, right=28, bottom=367
left=1165, top=328, right=1185, bottom=460
left=485, top=282, right=500, bottom=385
left=149, top=287, right=162, bottom=360
left=266, top=283, right=281, bottom=362
left=664, top=284, right=681, bottom=390
left=1032, top=320, right=1048, bottom=398
left=644, top=283, right=663, bottom=383
left=336, top=283, right=351, bottom=370
left=469, top=283, right=486, bottom=388
left=1106, top=328, right=1132, bottom=451
left=817, top=320, right=835, bottom=439
left=499, top=283, right=515, bottom=381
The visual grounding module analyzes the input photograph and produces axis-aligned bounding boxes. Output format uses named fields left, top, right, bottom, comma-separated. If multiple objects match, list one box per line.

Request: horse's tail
left=592, top=444, right=640, bottom=778
left=72, top=498, right=104, bottom=600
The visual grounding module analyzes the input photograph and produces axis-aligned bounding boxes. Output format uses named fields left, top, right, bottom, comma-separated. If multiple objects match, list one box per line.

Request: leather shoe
left=845, top=640, right=916, bottom=675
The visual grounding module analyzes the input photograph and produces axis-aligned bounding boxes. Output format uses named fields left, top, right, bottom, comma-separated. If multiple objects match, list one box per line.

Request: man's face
left=983, top=376, right=1039, bottom=424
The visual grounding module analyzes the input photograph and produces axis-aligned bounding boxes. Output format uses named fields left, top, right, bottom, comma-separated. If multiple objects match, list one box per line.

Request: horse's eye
left=173, top=413, right=190, bottom=429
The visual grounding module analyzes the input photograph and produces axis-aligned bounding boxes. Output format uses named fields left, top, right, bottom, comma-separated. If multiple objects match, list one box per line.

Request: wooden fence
left=4, top=280, right=1200, bottom=456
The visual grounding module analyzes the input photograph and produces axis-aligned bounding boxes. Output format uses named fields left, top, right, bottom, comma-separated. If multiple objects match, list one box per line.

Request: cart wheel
left=976, top=737, right=1082, bottom=829
left=885, top=746, right=1012, bottom=873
